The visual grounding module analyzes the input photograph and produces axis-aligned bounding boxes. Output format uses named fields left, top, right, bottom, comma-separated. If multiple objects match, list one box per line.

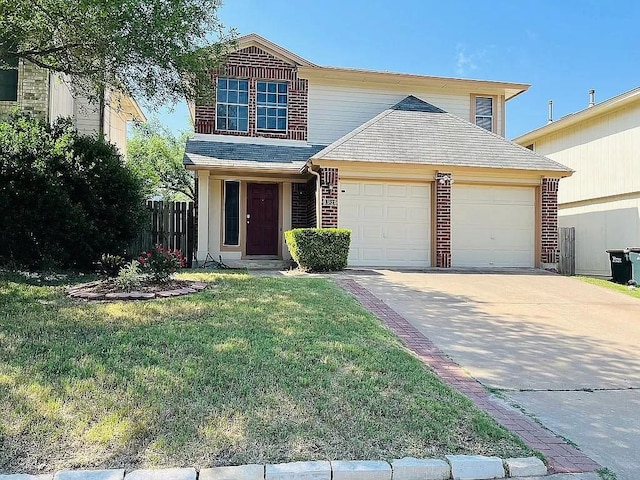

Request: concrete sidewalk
left=344, top=270, right=640, bottom=480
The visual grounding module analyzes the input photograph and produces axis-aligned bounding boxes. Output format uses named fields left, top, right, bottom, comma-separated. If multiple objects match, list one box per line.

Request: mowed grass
left=578, top=276, right=640, bottom=300
left=0, top=271, right=532, bottom=473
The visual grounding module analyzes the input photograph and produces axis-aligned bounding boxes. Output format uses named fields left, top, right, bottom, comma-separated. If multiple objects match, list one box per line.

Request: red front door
left=246, top=183, right=279, bottom=256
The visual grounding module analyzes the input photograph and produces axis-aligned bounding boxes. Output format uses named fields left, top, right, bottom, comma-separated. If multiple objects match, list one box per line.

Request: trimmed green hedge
left=285, top=228, right=351, bottom=272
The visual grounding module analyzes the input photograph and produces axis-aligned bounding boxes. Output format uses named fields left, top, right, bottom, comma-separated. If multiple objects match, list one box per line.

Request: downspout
left=308, top=165, right=322, bottom=228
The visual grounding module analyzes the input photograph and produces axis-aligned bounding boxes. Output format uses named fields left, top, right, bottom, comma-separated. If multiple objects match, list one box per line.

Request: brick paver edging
left=65, top=281, right=207, bottom=301
left=335, top=278, right=600, bottom=475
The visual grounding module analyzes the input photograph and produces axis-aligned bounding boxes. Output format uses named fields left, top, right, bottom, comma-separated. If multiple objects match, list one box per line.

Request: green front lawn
left=0, top=271, right=532, bottom=473
left=578, top=276, right=640, bottom=300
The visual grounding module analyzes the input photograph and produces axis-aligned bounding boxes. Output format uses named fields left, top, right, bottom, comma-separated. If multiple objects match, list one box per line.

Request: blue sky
left=153, top=0, right=639, bottom=139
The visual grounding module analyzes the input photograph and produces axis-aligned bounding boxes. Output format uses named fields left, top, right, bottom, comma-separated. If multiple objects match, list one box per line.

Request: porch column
left=320, top=167, right=339, bottom=228
left=435, top=172, right=452, bottom=268
left=541, top=177, right=560, bottom=269
left=196, top=170, right=210, bottom=262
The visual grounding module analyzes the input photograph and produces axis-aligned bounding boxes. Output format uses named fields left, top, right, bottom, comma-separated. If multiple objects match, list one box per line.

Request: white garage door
left=339, top=181, right=431, bottom=267
left=452, top=185, right=535, bottom=267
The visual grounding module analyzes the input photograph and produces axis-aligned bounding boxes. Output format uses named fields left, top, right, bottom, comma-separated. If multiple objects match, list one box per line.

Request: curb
left=0, top=456, right=547, bottom=480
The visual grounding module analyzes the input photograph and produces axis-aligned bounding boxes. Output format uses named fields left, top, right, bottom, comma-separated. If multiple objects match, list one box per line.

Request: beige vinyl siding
left=307, top=80, right=473, bottom=145
left=73, top=95, right=101, bottom=136
left=48, top=74, right=75, bottom=121
left=559, top=195, right=640, bottom=275
left=107, top=108, right=128, bottom=156
left=533, top=102, right=640, bottom=205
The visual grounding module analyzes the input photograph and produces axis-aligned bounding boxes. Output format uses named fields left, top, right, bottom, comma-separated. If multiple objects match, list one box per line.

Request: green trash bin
left=630, top=249, right=640, bottom=285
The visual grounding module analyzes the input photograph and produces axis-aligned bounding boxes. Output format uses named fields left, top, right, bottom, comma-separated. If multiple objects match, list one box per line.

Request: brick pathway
left=336, top=277, right=600, bottom=475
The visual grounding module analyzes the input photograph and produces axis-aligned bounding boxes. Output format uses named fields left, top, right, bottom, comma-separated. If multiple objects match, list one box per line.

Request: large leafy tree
left=0, top=0, right=235, bottom=108
left=127, top=119, right=194, bottom=201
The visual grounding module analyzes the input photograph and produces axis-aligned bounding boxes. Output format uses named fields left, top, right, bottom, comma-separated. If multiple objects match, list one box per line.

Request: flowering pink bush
left=138, top=245, right=186, bottom=282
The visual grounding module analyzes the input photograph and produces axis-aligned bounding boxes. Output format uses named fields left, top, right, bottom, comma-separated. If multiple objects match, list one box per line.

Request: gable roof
left=311, top=96, right=572, bottom=174
left=235, top=33, right=316, bottom=67
left=183, top=139, right=326, bottom=172
left=513, top=86, right=640, bottom=145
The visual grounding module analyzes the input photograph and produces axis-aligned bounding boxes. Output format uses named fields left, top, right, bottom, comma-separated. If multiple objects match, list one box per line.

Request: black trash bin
left=606, top=249, right=632, bottom=284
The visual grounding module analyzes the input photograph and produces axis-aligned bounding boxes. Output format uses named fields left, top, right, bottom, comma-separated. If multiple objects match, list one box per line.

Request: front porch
left=195, top=171, right=318, bottom=263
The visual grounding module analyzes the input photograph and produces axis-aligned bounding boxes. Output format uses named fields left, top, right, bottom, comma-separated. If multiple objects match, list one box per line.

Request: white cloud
left=455, top=44, right=486, bottom=77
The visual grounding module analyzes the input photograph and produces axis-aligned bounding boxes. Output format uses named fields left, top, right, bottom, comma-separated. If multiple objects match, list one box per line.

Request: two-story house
left=514, top=87, right=640, bottom=276
left=185, top=34, right=572, bottom=269
left=0, top=59, right=145, bottom=155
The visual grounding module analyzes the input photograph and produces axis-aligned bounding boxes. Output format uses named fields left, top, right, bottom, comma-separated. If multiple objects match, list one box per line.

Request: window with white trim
left=256, top=81, right=287, bottom=132
left=223, top=181, right=240, bottom=246
left=475, top=96, right=494, bottom=132
left=216, top=78, right=249, bottom=132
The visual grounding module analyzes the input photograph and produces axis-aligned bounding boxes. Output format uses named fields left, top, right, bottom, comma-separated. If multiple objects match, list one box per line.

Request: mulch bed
left=65, top=279, right=207, bottom=301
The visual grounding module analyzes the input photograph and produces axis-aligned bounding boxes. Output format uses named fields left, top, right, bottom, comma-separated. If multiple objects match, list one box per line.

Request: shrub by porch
left=285, top=228, right=351, bottom=271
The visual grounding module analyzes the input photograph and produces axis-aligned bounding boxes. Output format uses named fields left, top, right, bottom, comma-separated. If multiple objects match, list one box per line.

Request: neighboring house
left=0, top=59, right=145, bottom=155
left=184, top=34, right=572, bottom=269
left=514, top=87, right=640, bottom=275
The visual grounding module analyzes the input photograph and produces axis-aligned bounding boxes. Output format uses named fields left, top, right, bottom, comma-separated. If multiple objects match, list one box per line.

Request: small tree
left=0, top=111, right=146, bottom=269
left=0, top=0, right=236, bottom=109
left=127, top=119, right=194, bottom=201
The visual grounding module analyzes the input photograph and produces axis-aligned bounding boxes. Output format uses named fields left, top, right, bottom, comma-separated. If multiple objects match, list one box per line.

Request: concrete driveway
left=349, top=270, right=640, bottom=480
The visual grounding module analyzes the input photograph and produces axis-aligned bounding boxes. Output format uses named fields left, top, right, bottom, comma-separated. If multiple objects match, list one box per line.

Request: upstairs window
left=257, top=81, right=287, bottom=132
left=216, top=78, right=249, bottom=132
left=475, top=96, right=494, bottom=132
left=0, top=54, right=19, bottom=102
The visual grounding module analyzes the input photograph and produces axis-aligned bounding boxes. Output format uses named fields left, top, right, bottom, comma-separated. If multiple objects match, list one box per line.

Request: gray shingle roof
left=312, top=96, right=572, bottom=173
left=184, top=140, right=326, bottom=171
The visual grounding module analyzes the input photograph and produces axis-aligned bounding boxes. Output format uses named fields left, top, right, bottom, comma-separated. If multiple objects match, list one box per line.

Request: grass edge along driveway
left=0, top=271, right=534, bottom=473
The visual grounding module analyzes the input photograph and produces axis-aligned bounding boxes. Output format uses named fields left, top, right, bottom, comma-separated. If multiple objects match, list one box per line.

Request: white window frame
left=474, top=96, right=494, bottom=132
left=216, top=78, right=249, bottom=133
left=256, top=80, right=288, bottom=133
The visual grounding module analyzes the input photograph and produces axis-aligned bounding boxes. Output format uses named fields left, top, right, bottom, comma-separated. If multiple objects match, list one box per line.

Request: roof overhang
left=514, top=86, right=640, bottom=145
left=306, top=158, right=572, bottom=179
left=114, top=92, right=146, bottom=122
left=235, top=33, right=316, bottom=67
left=298, top=65, right=529, bottom=100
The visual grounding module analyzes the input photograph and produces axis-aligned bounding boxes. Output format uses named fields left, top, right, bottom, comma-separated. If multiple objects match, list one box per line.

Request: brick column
left=541, top=177, right=560, bottom=268
left=435, top=172, right=452, bottom=268
left=320, top=167, right=339, bottom=228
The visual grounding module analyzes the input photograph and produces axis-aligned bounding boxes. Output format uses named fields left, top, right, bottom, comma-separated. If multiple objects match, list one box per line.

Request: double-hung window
left=256, top=81, right=287, bottom=132
left=0, top=54, right=19, bottom=102
left=216, top=78, right=249, bottom=132
left=474, top=96, right=494, bottom=132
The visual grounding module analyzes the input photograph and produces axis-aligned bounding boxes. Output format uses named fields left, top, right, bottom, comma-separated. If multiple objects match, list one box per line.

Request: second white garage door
left=452, top=185, right=535, bottom=267
left=339, top=181, right=430, bottom=267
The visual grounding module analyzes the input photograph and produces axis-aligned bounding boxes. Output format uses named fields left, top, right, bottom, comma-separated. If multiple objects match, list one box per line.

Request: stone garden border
left=0, top=456, right=549, bottom=480
left=65, top=281, right=207, bottom=301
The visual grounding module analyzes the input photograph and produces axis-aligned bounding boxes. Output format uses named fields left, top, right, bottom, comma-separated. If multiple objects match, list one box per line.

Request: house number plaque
left=322, top=198, right=338, bottom=207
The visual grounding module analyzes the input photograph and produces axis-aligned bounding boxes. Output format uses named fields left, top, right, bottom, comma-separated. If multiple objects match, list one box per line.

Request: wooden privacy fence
left=127, top=201, right=195, bottom=267
left=558, top=226, right=576, bottom=276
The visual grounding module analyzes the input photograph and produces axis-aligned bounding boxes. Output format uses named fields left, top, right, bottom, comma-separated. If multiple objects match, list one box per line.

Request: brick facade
left=0, top=60, right=49, bottom=118
left=435, top=172, right=452, bottom=268
left=541, top=177, right=560, bottom=266
left=291, top=179, right=317, bottom=228
left=195, top=46, right=308, bottom=141
left=320, top=168, right=339, bottom=228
